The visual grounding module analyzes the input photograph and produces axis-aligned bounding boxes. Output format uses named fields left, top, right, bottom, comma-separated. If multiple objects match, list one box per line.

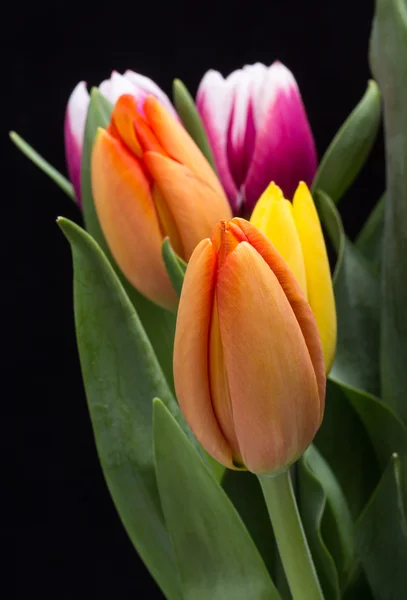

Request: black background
left=5, top=0, right=383, bottom=598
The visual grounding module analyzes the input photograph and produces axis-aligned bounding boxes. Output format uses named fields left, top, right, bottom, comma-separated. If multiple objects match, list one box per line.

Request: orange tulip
left=91, top=94, right=231, bottom=309
left=174, top=218, right=325, bottom=474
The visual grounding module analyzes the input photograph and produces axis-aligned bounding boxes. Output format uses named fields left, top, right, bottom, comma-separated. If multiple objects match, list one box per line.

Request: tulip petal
left=64, top=81, right=90, bottom=203
left=217, top=241, right=321, bottom=473
left=250, top=182, right=307, bottom=296
left=123, top=70, right=177, bottom=117
left=196, top=70, right=240, bottom=210
left=292, top=182, right=337, bottom=372
left=99, top=71, right=140, bottom=106
left=173, top=239, right=234, bottom=467
left=91, top=128, right=177, bottom=309
left=143, top=96, right=226, bottom=202
left=227, top=64, right=267, bottom=189
left=143, top=151, right=232, bottom=260
left=243, top=61, right=317, bottom=209
left=234, top=218, right=325, bottom=414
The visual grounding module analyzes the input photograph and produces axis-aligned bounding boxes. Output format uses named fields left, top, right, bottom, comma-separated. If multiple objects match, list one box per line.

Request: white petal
left=99, top=71, right=138, bottom=105
left=66, top=81, right=90, bottom=145
left=255, top=61, right=298, bottom=125
left=123, top=70, right=174, bottom=113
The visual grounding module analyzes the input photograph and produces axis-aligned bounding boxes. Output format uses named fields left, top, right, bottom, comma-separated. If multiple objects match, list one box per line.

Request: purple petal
left=196, top=70, right=240, bottom=212
left=64, top=81, right=90, bottom=205
left=243, top=62, right=317, bottom=211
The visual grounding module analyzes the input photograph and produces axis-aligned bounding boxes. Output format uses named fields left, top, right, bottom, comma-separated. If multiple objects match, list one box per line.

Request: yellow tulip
left=251, top=182, right=336, bottom=372
left=173, top=218, right=325, bottom=474
left=91, top=94, right=231, bottom=310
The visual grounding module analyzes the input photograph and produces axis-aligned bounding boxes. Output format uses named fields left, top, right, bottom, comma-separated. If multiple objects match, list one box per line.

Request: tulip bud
left=196, top=61, right=317, bottom=214
left=91, top=94, right=231, bottom=310
left=250, top=181, right=336, bottom=372
left=173, top=218, right=325, bottom=474
left=64, top=71, right=176, bottom=204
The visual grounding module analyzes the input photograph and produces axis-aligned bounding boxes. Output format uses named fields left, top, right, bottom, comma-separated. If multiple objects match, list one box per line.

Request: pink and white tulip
left=64, top=70, right=176, bottom=205
left=196, top=61, right=317, bottom=214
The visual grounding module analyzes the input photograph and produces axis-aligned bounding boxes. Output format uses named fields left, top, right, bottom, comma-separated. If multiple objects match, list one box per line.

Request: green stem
left=258, top=469, right=324, bottom=600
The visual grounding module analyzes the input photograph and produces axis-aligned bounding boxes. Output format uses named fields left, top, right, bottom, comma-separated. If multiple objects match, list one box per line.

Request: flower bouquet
left=11, top=0, right=407, bottom=598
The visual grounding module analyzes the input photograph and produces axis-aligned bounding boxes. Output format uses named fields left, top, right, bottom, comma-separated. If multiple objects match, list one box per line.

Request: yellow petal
left=144, top=151, right=232, bottom=261
left=217, top=241, right=321, bottom=474
left=250, top=182, right=307, bottom=296
left=91, top=128, right=177, bottom=309
left=292, top=182, right=337, bottom=372
left=173, top=239, right=234, bottom=468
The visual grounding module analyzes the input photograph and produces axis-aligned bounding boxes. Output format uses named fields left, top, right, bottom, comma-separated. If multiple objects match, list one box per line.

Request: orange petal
left=233, top=218, right=326, bottom=418
left=91, top=128, right=177, bottom=309
left=144, top=152, right=232, bottom=261
left=173, top=239, right=234, bottom=468
left=217, top=241, right=321, bottom=473
left=144, top=96, right=226, bottom=200
left=110, top=95, right=143, bottom=157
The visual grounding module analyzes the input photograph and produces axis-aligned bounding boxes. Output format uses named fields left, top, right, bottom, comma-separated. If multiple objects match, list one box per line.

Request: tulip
left=196, top=61, right=317, bottom=215
left=91, top=94, right=232, bottom=309
left=250, top=181, right=336, bottom=372
left=64, top=70, right=176, bottom=204
left=173, top=218, right=325, bottom=474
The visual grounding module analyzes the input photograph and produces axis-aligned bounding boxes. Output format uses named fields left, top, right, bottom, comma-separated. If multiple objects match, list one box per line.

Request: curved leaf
left=370, top=0, right=407, bottom=421
left=298, top=451, right=340, bottom=600
left=315, top=190, right=380, bottom=396
left=9, top=131, right=75, bottom=200
left=356, top=454, right=407, bottom=600
left=81, top=88, right=176, bottom=389
left=355, top=194, right=385, bottom=269
left=153, top=399, right=280, bottom=600
left=311, top=81, right=381, bottom=204
left=58, top=218, right=185, bottom=599
left=162, top=237, right=187, bottom=297
left=172, top=78, right=216, bottom=170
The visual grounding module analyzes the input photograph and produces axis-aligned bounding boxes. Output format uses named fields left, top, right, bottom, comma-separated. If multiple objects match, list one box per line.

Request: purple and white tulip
left=64, top=70, right=176, bottom=205
left=196, top=61, right=317, bottom=214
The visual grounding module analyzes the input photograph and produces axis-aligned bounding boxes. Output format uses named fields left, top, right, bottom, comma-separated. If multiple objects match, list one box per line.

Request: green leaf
left=222, top=470, right=277, bottom=579
left=298, top=451, right=340, bottom=600
left=355, top=194, right=385, bottom=269
left=162, top=237, right=187, bottom=297
left=9, top=131, right=75, bottom=200
left=58, top=217, right=185, bottom=600
left=356, top=454, right=407, bottom=600
left=315, top=190, right=380, bottom=396
left=81, top=88, right=176, bottom=389
left=370, top=0, right=407, bottom=421
left=315, top=379, right=380, bottom=518
left=153, top=399, right=281, bottom=600
left=173, top=78, right=216, bottom=170
left=311, top=81, right=381, bottom=204
left=302, top=445, right=358, bottom=594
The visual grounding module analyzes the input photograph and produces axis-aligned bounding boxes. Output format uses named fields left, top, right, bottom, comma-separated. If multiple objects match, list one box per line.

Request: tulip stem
left=258, top=469, right=324, bottom=600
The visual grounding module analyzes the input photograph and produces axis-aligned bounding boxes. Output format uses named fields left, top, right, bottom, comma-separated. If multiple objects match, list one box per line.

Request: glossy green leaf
left=173, top=78, right=216, bottom=170
left=9, top=131, right=75, bottom=200
left=355, top=194, right=385, bottom=269
left=81, top=88, right=176, bottom=389
left=315, top=190, right=380, bottom=396
left=58, top=218, right=185, bottom=600
left=153, top=399, right=280, bottom=600
left=370, top=0, right=407, bottom=421
left=298, top=451, right=340, bottom=600
left=315, top=379, right=380, bottom=518
left=311, top=81, right=381, bottom=204
left=356, top=453, right=407, bottom=600
left=162, top=237, right=187, bottom=297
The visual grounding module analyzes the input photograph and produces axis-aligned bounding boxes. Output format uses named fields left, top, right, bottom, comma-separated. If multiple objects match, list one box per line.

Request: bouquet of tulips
left=11, top=0, right=407, bottom=598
